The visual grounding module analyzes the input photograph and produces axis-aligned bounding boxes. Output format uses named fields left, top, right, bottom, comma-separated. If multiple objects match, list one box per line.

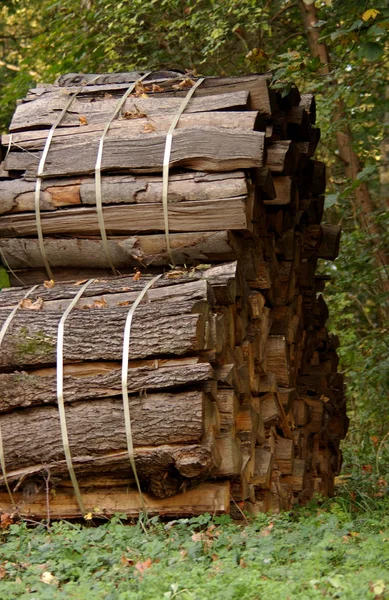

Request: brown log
left=4, top=127, right=265, bottom=177
left=0, top=231, right=245, bottom=272
left=0, top=481, right=230, bottom=519
left=0, top=299, right=211, bottom=369
left=264, top=176, right=297, bottom=206
left=265, top=336, right=291, bottom=387
left=0, top=391, right=216, bottom=471
left=251, top=448, right=273, bottom=488
left=265, top=141, right=300, bottom=175
left=0, top=359, right=214, bottom=411
left=0, top=171, right=248, bottom=214
left=0, top=196, right=252, bottom=237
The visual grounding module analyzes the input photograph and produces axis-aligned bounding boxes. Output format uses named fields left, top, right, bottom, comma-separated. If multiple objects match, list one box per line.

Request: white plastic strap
left=95, top=72, right=152, bottom=274
left=0, top=284, right=39, bottom=504
left=56, top=278, right=95, bottom=516
left=121, top=273, right=163, bottom=513
left=34, top=75, right=101, bottom=281
left=162, top=78, right=204, bottom=264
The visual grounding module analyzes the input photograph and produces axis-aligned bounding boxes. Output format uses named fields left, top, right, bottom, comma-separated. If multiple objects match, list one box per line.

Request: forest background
left=0, top=0, right=388, bottom=496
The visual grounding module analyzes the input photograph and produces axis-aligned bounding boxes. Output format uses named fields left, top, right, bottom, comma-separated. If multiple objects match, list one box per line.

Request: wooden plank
left=0, top=482, right=230, bottom=519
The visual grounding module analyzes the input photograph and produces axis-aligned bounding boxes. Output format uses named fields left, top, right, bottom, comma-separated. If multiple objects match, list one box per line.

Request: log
left=0, top=299, right=210, bottom=368
left=0, top=231, right=244, bottom=271
left=0, top=359, right=214, bottom=410
left=264, top=176, right=297, bottom=206
left=0, top=391, right=216, bottom=471
left=265, top=141, right=300, bottom=175
left=0, top=481, right=230, bottom=519
left=0, top=262, right=239, bottom=309
left=4, top=127, right=266, bottom=177
left=8, top=90, right=251, bottom=131
left=0, top=171, right=248, bottom=214
left=54, top=72, right=275, bottom=114
left=0, top=197, right=252, bottom=237
left=3, top=110, right=261, bottom=155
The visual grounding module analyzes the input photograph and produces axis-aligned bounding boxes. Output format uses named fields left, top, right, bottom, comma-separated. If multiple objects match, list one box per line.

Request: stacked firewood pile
left=0, top=71, right=348, bottom=519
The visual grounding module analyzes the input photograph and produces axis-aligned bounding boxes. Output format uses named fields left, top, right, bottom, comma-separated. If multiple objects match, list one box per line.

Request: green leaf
left=358, top=41, right=383, bottom=60
left=0, top=266, right=10, bottom=289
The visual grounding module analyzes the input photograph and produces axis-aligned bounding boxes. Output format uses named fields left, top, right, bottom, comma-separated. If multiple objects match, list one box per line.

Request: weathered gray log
left=9, top=90, right=251, bottom=131
left=0, top=171, right=248, bottom=213
left=3, top=110, right=261, bottom=155
left=0, top=299, right=211, bottom=368
left=0, top=262, right=238, bottom=307
left=31, top=72, right=275, bottom=114
left=0, top=391, right=215, bottom=470
left=0, top=197, right=251, bottom=237
left=0, top=231, right=244, bottom=273
left=0, top=359, right=215, bottom=410
left=4, top=127, right=265, bottom=177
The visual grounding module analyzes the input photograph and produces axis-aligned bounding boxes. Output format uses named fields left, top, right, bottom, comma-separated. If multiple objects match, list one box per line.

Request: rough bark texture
left=0, top=391, right=211, bottom=469
left=0, top=300, right=210, bottom=368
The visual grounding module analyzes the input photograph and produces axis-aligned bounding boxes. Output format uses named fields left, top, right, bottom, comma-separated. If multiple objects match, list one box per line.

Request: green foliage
left=1, top=506, right=389, bottom=599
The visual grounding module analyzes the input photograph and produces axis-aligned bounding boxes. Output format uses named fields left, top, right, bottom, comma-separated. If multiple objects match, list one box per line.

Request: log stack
left=0, top=71, right=348, bottom=520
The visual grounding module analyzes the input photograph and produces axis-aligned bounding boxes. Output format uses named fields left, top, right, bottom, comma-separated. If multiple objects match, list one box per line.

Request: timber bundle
left=0, top=71, right=348, bottom=520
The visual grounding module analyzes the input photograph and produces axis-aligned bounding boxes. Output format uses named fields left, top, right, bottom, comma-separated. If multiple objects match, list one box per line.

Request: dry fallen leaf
left=43, top=279, right=55, bottom=289
left=134, top=558, right=152, bottom=576
left=20, top=297, right=44, bottom=311
left=133, top=269, right=142, bottom=281
left=152, top=84, right=164, bottom=93
left=0, top=513, right=14, bottom=530
left=173, top=78, right=195, bottom=90
left=142, top=122, right=156, bottom=133
left=0, top=567, right=6, bottom=580
left=123, top=109, right=147, bottom=120
left=93, top=297, right=108, bottom=308
left=121, top=555, right=135, bottom=566
left=79, top=116, right=88, bottom=126
left=118, top=300, right=130, bottom=306
left=74, top=279, right=88, bottom=286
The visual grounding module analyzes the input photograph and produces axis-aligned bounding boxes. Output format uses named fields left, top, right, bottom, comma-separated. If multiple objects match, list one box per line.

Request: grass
left=0, top=496, right=389, bottom=599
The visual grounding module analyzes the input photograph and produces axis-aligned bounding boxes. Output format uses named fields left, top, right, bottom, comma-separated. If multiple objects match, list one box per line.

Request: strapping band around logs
left=0, top=285, right=39, bottom=504
left=56, top=278, right=96, bottom=516
left=34, top=76, right=101, bottom=281
left=94, top=72, right=152, bottom=275
left=122, top=273, right=163, bottom=514
left=162, top=78, right=204, bottom=265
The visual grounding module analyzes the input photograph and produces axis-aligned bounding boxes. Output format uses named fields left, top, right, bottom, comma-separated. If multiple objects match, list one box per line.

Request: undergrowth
left=0, top=494, right=388, bottom=600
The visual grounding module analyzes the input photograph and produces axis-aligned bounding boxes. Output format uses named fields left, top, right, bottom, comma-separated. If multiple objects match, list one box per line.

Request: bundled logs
left=0, top=71, right=348, bottom=519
